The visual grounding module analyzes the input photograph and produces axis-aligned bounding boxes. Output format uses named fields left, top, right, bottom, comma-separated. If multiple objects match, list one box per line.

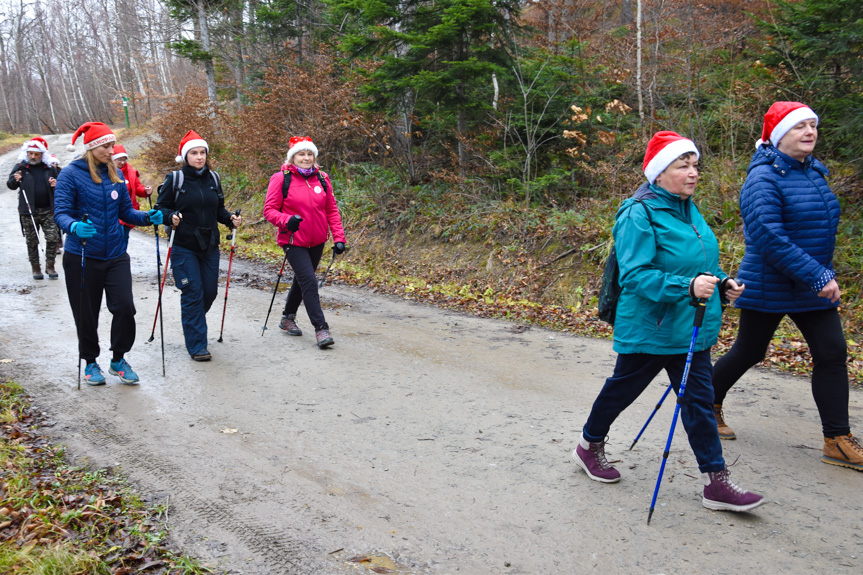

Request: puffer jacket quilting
left=734, top=145, right=840, bottom=313
left=53, top=159, right=149, bottom=260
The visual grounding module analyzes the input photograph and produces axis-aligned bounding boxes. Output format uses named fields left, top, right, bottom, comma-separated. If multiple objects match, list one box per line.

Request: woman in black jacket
left=156, top=131, right=242, bottom=361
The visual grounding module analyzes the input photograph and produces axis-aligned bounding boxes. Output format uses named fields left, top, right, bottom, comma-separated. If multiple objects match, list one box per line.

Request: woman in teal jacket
left=573, top=132, right=764, bottom=514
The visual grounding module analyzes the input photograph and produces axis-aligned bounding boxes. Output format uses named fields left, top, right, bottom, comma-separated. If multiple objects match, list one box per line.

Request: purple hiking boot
left=702, top=467, right=765, bottom=512
left=572, top=434, right=621, bottom=483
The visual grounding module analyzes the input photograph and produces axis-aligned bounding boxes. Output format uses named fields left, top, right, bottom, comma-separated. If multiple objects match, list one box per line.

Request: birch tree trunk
left=636, top=0, right=644, bottom=131
left=196, top=0, right=218, bottom=106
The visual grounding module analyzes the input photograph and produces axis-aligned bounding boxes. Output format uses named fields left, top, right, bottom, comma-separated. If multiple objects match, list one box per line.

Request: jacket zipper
left=102, top=177, right=110, bottom=259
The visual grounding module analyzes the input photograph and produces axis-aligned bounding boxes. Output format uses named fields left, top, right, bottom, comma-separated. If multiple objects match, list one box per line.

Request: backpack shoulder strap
left=318, top=170, right=331, bottom=194
left=210, top=170, right=224, bottom=199
left=631, top=198, right=654, bottom=226
left=281, top=170, right=291, bottom=200
left=172, top=170, right=184, bottom=203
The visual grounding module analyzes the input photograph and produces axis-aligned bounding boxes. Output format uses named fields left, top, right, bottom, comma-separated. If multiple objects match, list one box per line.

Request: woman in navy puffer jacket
left=54, top=122, right=163, bottom=386
left=712, top=102, right=862, bottom=472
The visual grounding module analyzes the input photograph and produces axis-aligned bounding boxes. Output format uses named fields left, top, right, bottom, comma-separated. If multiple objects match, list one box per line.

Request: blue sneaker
left=109, top=358, right=140, bottom=385
left=84, top=362, right=106, bottom=386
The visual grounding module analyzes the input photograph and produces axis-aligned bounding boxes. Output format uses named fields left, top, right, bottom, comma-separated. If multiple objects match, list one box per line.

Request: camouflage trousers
left=20, top=208, right=61, bottom=267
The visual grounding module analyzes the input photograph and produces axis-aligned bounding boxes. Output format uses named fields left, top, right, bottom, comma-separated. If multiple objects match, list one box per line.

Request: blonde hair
left=84, top=149, right=123, bottom=184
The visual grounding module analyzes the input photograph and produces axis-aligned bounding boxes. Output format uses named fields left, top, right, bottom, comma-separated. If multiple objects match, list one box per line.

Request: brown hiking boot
left=714, top=404, right=736, bottom=440
left=45, top=262, right=58, bottom=279
left=822, top=433, right=863, bottom=471
left=31, top=264, right=43, bottom=280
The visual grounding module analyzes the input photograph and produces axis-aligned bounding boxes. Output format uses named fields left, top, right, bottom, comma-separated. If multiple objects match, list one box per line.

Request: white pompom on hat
left=757, top=101, right=818, bottom=148
left=176, top=130, right=209, bottom=163
left=285, top=136, right=319, bottom=165
left=112, top=144, right=129, bottom=161
left=642, top=131, right=700, bottom=184
left=72, top=122, right=116, bottom=151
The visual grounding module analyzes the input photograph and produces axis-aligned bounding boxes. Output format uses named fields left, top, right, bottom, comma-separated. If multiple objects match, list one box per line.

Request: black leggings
left=63, top=251, right=136, bottom=365
left=713, top=308, right=849, bottom=437
left=283, top=243, right=328, bottom=331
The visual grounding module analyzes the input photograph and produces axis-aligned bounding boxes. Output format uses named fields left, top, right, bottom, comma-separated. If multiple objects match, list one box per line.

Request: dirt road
left=1, top=136, right=861, bottom=574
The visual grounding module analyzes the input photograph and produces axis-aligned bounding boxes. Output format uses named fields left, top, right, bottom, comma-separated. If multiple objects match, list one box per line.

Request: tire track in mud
left=0, top=352, right=343, bottom=575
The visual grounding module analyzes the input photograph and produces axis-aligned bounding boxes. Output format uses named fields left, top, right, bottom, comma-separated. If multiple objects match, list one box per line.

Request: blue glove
left=71, top=221, right=97, bottom=239
left=147, top=209, right=163, bottom=225
left=333, top=242, right=346, bottom=255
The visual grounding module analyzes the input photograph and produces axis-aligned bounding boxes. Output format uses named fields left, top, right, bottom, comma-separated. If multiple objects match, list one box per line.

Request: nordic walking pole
left=146, top=197, right=165, bottom=360
left=76, top=214, right=89, bottom=390
left=629, top=383, right=675, bottom=451
left=647, top=295, right=708, bottom=525
left=262, top=217, right=301, bottom=336
left=631, top=277, right=742, bottom=451
left=317, top=245, right=349, bottom=288
left=17, top=171, right=43, bottom=254
left=217, top=209, right=242, bottom=342
left=148, top=218, right=179, bottom=377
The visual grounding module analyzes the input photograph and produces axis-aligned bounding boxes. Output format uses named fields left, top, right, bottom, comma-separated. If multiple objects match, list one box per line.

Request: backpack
left=156, top=170, right=223, bottom=231
left=597, top=200, right=654, bottom=326
left=281, top=169, right=330, bottom=200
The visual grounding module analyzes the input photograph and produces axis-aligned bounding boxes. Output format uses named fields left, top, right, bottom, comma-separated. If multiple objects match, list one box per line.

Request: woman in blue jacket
left=712, top=102, right=862, bottom=471
left=54, top=122, right=162, bottom=385
left=574, top=131, right=764, bottom=513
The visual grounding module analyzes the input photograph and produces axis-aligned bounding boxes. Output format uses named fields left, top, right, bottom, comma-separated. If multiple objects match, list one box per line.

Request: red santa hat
left=643, top=131, right=700, bottom=184
left=25, top=137, right=49, bottom=154
left=176, top=130, right=209, bottom=163
left=18, top=137, right=56, bottom=164
left=112, top=144, right=129, bottom=161
left=757, top=101, right=818, bottom=148
left=285, top=136, right=319, bottom=164
left=70, top=122, right=116, bottom=151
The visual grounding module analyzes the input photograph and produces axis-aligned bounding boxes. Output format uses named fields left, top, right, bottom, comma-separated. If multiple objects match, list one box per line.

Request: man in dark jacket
left=6, top=137, right=62, bottom=279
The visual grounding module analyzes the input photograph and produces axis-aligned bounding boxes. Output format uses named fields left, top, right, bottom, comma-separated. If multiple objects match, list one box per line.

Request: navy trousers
left=583, top=350, right=725, bottom=473
left=170, top=245, right=220, bottom=356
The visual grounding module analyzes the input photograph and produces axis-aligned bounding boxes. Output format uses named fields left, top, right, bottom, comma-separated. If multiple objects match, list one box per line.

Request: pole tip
left=647, top=508, right=654, bottom=525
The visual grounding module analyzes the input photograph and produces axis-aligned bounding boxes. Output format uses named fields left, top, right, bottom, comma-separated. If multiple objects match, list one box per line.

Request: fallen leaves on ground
left=0, top=380, right=212, bottom=574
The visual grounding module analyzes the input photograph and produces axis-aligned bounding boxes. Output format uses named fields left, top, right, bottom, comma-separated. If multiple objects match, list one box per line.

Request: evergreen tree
left=759, top=0, right=863, bottom=159
left=330, top=0, right=521, bottom=176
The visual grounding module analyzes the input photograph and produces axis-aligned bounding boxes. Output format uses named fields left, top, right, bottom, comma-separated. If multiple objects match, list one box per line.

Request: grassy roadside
left=0, top=379, right=215, bottom=574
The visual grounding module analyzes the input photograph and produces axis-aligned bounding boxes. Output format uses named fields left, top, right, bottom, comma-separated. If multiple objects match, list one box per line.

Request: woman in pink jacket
left=263, top=137, right=346, bottom=348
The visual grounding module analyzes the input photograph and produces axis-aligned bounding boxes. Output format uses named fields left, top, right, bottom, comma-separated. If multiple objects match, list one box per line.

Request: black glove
left=333, top=242, right=346, bottom=255
left=286, top=215, right=303, bottom=232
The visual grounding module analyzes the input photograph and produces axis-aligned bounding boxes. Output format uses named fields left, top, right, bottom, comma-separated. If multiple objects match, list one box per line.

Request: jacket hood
left=617, top=182, right=691, bottom=219
left=67, top=158, right=111, bottom=175
left=748, top=144, right=829, bottom=178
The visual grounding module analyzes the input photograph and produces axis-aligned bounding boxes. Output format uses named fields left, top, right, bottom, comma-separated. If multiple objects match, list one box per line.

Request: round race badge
left=111, top=190, right=119, bottom=200
left=314, top=185, right=322, bottom=194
